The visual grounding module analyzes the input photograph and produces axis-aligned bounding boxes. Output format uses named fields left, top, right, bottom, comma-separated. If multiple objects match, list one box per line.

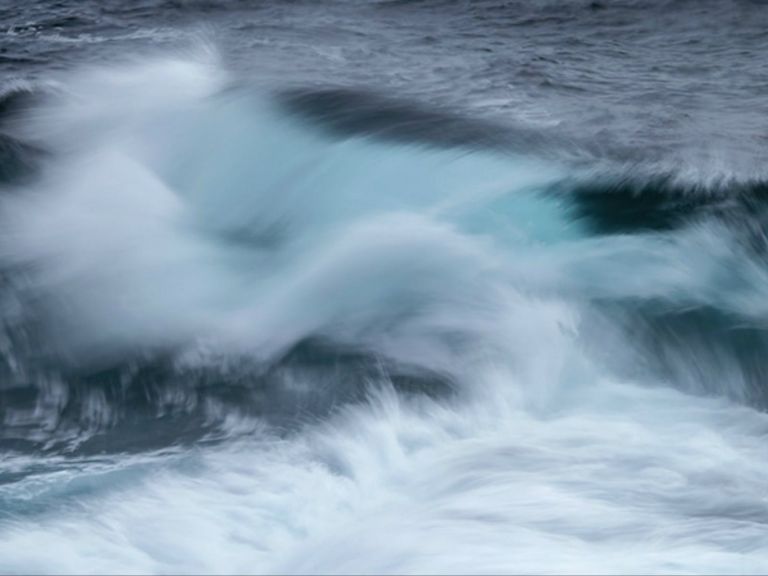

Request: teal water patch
left=146, top=93, right=584, bottom=252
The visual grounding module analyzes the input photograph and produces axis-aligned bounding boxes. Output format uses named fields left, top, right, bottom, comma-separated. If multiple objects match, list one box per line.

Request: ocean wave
left=1, top=57, right=767, bottom=453
left=1, top=54, right=768, bottom=574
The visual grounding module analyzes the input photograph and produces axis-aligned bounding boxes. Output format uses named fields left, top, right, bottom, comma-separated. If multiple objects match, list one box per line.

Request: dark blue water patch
left=597, top=302, right=768, bottom=408
left=278, top=87, right=523, bottom=150
left=0, top=134, right=42, bottom=184
left=0, top=338, right=454, bottom=456
left=0, top=87, right=40, bottom=125
left=559, top=174, right=768, bottom=243
left=558, top=174, right=717, bottom=234
left=0, top=88, right=46, bottom=184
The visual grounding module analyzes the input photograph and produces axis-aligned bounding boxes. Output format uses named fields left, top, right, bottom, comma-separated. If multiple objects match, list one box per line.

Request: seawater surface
left=1, top=1, right=768, bottom=574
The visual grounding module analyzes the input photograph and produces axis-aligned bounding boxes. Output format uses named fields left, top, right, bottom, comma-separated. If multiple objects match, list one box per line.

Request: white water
left=1, top=57, right=768, bottom=574
left=2, top=373, right=768, bottom=574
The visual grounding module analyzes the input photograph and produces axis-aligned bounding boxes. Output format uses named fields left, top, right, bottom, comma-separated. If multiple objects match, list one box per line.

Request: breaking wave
left=1, top=56, right=768, bottom=574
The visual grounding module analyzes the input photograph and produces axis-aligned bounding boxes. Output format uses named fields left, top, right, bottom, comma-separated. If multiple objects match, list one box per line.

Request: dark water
left=1, top=2, right=768, bottom=573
